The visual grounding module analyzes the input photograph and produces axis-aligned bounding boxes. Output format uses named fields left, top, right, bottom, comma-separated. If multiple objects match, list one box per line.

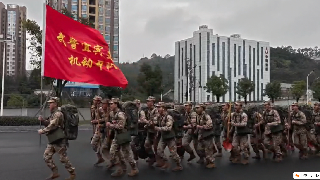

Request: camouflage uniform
left=250, top=112, right=266, bottom=159
left=130, top=99, right=146, bottom=160
left=192, top=103, right=216, bottom=168
left=41, top=97, right=75, bottom=180
left=155, top=102, right=183, bottom=171
left=213, top=112, right=222, bottom=157
left=230, top=102, right=249, bottom=164
left=221, top=104, right=234, bottom=161
left=307, top=109, right=320, bottom=152
left=291, top=103, right=308, bottom=159
left=262, top=107, right=283, bottom=161
left=109, top=98, right=138, bottom=177
left=313, top=104, right=320, bottom=156
left=182, top=102, right=198, bottom=162
left=144, top=96, right=160, bottom=166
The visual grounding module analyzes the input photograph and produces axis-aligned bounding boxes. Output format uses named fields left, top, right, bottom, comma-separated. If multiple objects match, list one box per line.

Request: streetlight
left=307, top=70, right=314, bottom=105
left=0, top=34, right=14, bottom=116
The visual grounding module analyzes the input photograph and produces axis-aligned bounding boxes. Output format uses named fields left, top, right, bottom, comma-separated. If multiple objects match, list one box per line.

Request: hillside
left=119, top=47, right=320, bottom=99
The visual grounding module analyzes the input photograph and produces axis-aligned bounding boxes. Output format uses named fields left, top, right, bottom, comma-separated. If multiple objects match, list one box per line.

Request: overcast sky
left=2, top=0, right=320, bottom=68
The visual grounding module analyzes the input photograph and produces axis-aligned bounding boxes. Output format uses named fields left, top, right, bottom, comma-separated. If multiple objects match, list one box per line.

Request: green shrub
left=0, top=116, right=38, bottom=126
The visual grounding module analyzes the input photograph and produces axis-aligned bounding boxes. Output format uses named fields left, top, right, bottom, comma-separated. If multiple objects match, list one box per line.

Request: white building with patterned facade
left=174, top=25, right=270, bottom=103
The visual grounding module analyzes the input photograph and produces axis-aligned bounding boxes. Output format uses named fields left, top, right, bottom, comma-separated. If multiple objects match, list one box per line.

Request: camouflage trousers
left=214, top=135, right=222, bottom=150
left=293, top=132, right=308, bottom=150
left=157, top=138, right=181, bottom=163
left=144, top=132, right=160, bottom=157
left=196, top=137, right=215, bottom=163
left=316, top=134, right=320, bottom=144
left=90, top=127, right=104, bottom=154
left=100, top=136, right=113, bottom=158
left=43, top=140, right=75, bottom=174
left=250, top=133, right=264, bottom=154
left=232, top=134, right=249, bottom=159
left=182, top=133, right=200, bottom=155
left=263, top=132, right=282, bottom=155
left=307, top=130, right=319, bottom=150
left=110, top=139, right=136, bottom=168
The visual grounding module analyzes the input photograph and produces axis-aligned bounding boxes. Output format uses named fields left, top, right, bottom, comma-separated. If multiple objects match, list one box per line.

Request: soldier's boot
left=133, top=152, right=139, bottom=161
left=94, top=154, right=105, bottom=166
left=205, top=162, right=216, bottom=169
left=262, top=149, right=267, bottom=159
left=215, top=148, right=223, bottom=157
left=274, top=155, right=282, bottom=162
left=187, top=152, right=196, bottom=162
left=106, top=163, right=115, bottom=170
left=121, top=161, right=127, bottom=171
left=232, top=155, right=241, bottom=164
left=46, top=168, right=60, bottom=180
left=298, top=150, right=303, bottom=159
left=111, top=164, right=124, bottom=177
left=65, top=171, right=76, bottom=180
left=160, top=161, right=170, bottom=170
left=241, top=158, right=249, bottom=165
left=127, top=163, right=139, bottom=177
left=155, top=156, right=164, bottom=167
left=229, top=151, right=235, bottom=162
left=301, top=149, right=308, bottom=160
left=196, top=157, right=204, bottom=164
left=172, top=162, right=183, bottom=171
left=252, top=152, right=261, bottom=160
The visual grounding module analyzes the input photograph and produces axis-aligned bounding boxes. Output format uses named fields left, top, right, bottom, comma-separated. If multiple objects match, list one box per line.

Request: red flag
left=43, top=5, right=128, bottom=88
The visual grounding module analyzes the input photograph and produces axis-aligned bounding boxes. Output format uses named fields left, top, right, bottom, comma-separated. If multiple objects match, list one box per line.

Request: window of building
left=82, top=5, right=87, bottom=10
left=199, top=65, right=201, bottom=86
left=217, top=37, right=220, bottom=71
left=199, top=33, right=201, bottom=62
left=222, top=42, right=225, bottom=74
left=249, top=46, right=251, bottom=80
left=114, top=36, right=118, bottom=42
left=207, top=32, right=210, bottom=79
left=181, top=48, right=184, bottom=76
left=72, top=5, right=77, bottom=11
left=82, top=14, right=87, bottom=18
left=238, top=46, right=241, bottom=75
left=234, top=44, right=236, bottom=77
left=114, top=45, right=118, bottom=51
left=257, top=43, right=259, bottom=65
left=212, top=43, right=215, bottom=65
left=178, top=42, right=180, bottom=78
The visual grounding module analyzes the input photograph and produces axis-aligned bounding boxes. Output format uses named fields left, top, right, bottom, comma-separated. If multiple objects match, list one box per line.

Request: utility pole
left=186, top=58, right=196, bottom=103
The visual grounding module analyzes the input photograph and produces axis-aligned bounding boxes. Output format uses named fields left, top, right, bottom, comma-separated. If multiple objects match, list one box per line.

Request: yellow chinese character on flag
left=95, top=60, right=104, bottom=70
left=93, top=45, right=103, bottom=56
left=106, top=62, right=118, bottom=70
left=57, top=32, right=66, bottom=46
left=106, top=50, right=114, bottom=63
left=68, top=55, right=81, bottom=66
left=68, top=37, right=79, bottom=49
left=81, top=57, right=93, bottom=68
left=82, top=42, right=91, bottom=52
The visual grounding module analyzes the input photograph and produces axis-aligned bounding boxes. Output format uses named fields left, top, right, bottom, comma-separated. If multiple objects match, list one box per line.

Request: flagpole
left=40, top=1, right=47, bottom=146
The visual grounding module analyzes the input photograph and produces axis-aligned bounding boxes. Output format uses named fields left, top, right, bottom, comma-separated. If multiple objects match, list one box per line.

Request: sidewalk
left=0, top=124, right=93, bottom=132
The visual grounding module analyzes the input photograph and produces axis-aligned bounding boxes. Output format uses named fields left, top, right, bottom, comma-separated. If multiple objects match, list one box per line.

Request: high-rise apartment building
left=174, top=25, right=270, bottom=103
left=0, top=3, right=26, bottom=77
left=47, top=0, right=119, bottom=63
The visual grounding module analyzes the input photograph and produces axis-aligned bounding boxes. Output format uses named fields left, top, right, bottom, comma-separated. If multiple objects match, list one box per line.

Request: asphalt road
left=0, top=130, right=318, bottom=180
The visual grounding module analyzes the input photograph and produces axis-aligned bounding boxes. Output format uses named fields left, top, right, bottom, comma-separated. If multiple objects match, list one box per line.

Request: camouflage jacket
left=262, top=109, right=281, bottom=134
left=137, top=108, right=146, bottom=130
left=155, top=112, right=174, bottom=132
left=291, top=110, right=307, bottom=133
left=184, top=110, right=196, bottom=125
left=109, top=109, right=127, bottom=134
left=42, top=108, right=64, bottom=134
left=146, top=107, right=158, bottom=132
left=221, top=110, right=229, bottom=132
left=91, top=105, right=103, bottom=123
left=230, top=111, right=248, bottom=127
left=191, top=111, right=213, bottom=134
left=313, top=110, right=320, bottom=126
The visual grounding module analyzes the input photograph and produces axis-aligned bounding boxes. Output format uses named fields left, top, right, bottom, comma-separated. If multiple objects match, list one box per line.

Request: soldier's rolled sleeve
left=140, top=110, right=146, bottom=120
left=234, top=113, right=248, bottom=127
left=159, top=115, right=173, bottom=131
left=42, top=112, right=61, bottom=133
left=113, top=112, right=126, bottom=130
left=203, top=114, right=213, bottom=130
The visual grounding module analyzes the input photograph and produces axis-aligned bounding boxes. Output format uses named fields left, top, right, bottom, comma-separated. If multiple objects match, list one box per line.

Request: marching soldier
left=306, top=102, right=320, bottom=154
left=261, top=101, right=283, bottom=162
left=38, top=97, right=76, bottom=180
left=291, top=102, right=308, bottom=159
left=229, top=102, right=250, bottom=165
left=130, top=99, right=146, bottom=161
left=106, top=98, right=139, bottom=177
left=192, top=103, right=216, bottom=168
left=182, top=101, right=198, bottom=162
left=221, top=103, right=234, bottom=161
left=90, top=95, right=105, bottom=166
left=144, top=96, right=161, bottom=166
left=313, top=102, right=320, bottom=156
left=154, top=102, right=183, bottom=171
left=213, top=112, right=223, bottom=157
left=251, top=109, right=266, bottom=160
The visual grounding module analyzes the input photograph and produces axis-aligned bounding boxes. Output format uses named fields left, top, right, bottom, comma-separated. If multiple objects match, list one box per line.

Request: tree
left=312, top=81, right=320, bottom=101
left=236, top=78, right=255, bottom=104
left=100, top=86, right=122, bottom=99
left=7, top=94, right=27, bottom=108
left=23, top=7, right=95, bottom=102
left=291, top=81, right=306, bottom=102
left=137, top=63, right=163, bottom=96
left=204, top=75, right=228, bottom=102
left=264, top=81, right=281, bottom=103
